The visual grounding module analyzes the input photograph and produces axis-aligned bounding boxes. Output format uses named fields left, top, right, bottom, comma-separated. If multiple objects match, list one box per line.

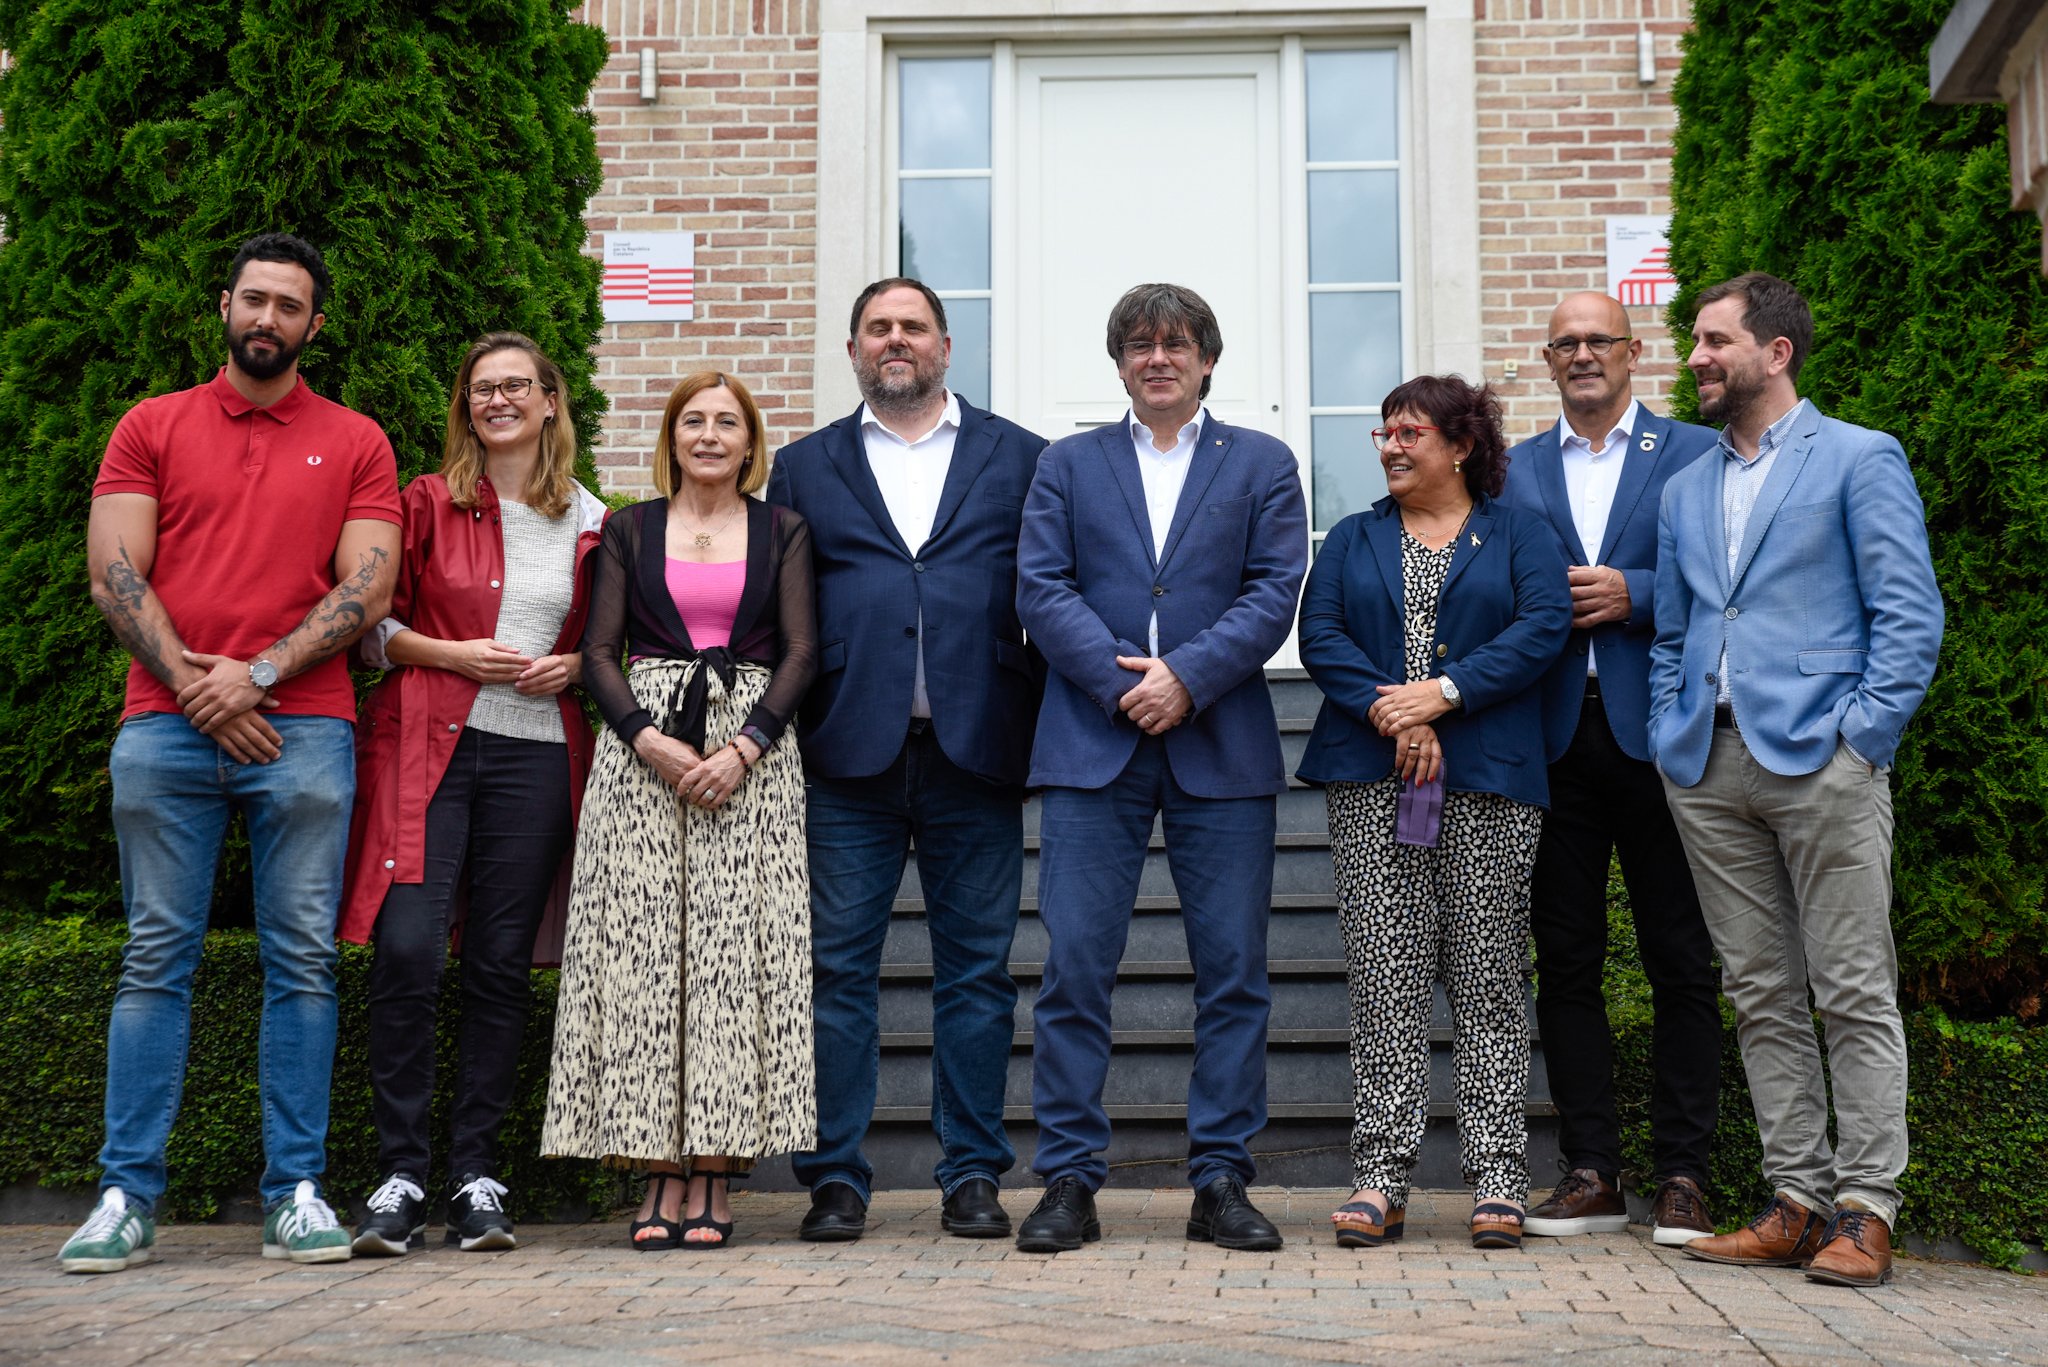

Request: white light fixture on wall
left=639, top=47, right=658, bottom=103
left=1637, top=26, right=1657, bottom=86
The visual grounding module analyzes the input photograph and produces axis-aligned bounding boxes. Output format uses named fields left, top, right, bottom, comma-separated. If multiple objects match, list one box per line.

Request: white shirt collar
left=1557, top=398, right=1641, bottom=456
left=1127, top=406, right=1206, bottom=458
left=859, top=389, right=961, bottom=448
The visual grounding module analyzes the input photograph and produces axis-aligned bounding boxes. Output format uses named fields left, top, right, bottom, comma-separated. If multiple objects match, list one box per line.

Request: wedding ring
left=1409, top=742, right=1421, bottom=750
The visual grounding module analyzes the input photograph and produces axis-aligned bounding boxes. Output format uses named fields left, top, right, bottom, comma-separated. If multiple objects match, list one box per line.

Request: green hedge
left=1668, top=0, right=2048, bottom=1017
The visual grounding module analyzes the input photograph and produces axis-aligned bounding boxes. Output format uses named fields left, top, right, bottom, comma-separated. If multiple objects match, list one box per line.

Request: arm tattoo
left=90, top=538, right=181, bottom=687
left=266, top=545, right=391, bottom=672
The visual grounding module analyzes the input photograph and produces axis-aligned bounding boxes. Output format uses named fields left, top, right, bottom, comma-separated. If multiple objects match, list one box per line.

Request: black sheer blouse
left=579, top=495, right=818, bottom=746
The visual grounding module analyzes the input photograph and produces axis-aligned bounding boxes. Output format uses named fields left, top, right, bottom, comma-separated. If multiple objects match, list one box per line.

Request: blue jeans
left=793, top=727, right=1022, bottom=1201
left=100, top=710, right=355, bottom=1212
left=1032, top=736, right=1276, bottom=1193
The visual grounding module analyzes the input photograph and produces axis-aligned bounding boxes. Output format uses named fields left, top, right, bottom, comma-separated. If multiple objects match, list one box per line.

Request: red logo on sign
left=1617, top=246, right=1677, bottom=307
left=602, top=264, right=695, bottom=306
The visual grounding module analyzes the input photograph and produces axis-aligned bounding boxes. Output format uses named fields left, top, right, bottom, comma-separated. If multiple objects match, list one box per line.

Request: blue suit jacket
left=1295, top=495, right=1571, bottom=807
left=1016, top=415, right=1307, bottom=797
left=1647, top=402, right=1943, bottom=786
left=1500, top=406, right=1718, bottom=762
left=766, top=399, right=1048, bottom=784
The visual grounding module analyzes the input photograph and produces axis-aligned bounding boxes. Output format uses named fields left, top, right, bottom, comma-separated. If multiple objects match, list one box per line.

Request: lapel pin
left=1214, top=439, right=1224, bottom=446
left=1470, top=533, right=1482, bottom=547
left=1639, top=436, right=1656, bottom=451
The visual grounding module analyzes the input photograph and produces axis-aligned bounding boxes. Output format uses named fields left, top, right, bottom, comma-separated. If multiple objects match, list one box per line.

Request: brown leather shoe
left=1683, top=1193, right=1826, bottom=1266
left=1650, top=1175, right=1714, bottom=1247
left=1522, top=1168, right=1628, bottom=1237
left=1804, top=1206, right=1893, bottom=1287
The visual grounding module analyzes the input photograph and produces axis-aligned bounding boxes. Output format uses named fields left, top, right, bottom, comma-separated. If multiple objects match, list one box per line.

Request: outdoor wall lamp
left=1637, top=26, right=1657, bottom=86
left=639, top=48, right=658, bottom=103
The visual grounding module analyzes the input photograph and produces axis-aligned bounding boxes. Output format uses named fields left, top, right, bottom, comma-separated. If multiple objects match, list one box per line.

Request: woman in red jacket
left=338, top=333, right=607, bottom=1257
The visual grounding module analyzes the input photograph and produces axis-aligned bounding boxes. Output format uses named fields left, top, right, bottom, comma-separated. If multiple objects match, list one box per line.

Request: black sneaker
left=351, top=1174, right=427, bottom=1256
left=446, top=1174, right=516, bottom=1251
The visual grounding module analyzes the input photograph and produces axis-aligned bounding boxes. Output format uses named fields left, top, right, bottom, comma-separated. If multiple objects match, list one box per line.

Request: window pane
left=900, top=178, right=991, bottom=290
left=941, top=296, right=990, bottom=409
left=901, top=59, right=992, bottom=170
left=1309, top=170, right=1399, bottom=284
left=1306, top=50, right=1398, bottom=163
left=1310, top=293, right=1402, bottom=408
left=1312, top=414, right=1386, bottom=532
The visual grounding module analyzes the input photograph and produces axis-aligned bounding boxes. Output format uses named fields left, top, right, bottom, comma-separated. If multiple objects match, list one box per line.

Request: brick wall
left=575, top=1, right=820, bottom=495
left=1474, top=0, right=1694, bottom=437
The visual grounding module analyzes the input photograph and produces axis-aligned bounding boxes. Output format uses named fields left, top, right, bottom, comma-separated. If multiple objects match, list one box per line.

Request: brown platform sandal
left=1331, top=1194, right=1405, bottom=1249
left=1471, top=1200, right=1524, bottom=1250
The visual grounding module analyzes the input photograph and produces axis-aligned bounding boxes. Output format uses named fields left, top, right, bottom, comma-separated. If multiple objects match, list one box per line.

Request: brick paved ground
left=5, top=1190, right=2045, bottom=1366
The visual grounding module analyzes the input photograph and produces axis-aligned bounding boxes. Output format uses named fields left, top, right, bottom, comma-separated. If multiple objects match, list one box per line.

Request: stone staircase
left=747, top=670, right=1559, bottom=1192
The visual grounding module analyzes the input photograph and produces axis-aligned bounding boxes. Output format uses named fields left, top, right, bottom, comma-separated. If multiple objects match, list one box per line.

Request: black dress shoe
left=798, top=1184, right=867, bottom=1242
left=1188, top=1175, right=1283, bottom=1251
left=940, top=1178, right=1011, bottom=1238
left=1015, top=1176, right=1099, bottom=1253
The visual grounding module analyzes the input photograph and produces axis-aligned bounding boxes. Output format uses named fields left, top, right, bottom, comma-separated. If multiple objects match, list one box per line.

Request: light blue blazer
left=1646, top=401, right=1943, bottom=786
left=1016, top=414, right=1308, bottom=798
left=1500, top=406, right=1718, bottom=763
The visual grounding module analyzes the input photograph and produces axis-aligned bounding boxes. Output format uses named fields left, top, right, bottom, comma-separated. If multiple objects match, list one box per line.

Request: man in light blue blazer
left=1013, top=283, right=1307, bottom=1253
left=1648, top=273, right=1942, bottom=1289
left=1499, top=291, right=1723, bottom=1248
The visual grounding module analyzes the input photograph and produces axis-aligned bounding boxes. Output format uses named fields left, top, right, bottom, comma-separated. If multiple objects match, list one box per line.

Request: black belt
left=1582, top=675, right=1602, bottom=701
left=907, top=716, right=931, bottom=736
left=1713, top=703, right=1738, bottom=730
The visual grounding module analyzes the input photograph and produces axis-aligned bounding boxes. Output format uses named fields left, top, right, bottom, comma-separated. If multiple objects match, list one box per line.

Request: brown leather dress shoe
left=1683, top=1193, right=1826, bottom=1266
left=1804, top=1207, right=1893, bottom=1287
left=1649, top=1175, right=1714, bottom=1247
left=1522, top=1168, right=1628, bottom=1237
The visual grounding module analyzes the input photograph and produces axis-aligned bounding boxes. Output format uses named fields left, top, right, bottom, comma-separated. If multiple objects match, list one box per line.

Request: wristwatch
left=1438, top=675, right=1462, bottom=708
left=249, top=659, right=280, bottom=690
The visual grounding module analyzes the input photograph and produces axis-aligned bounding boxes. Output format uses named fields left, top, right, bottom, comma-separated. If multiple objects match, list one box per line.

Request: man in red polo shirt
left=60, top=233, right=401, bottom=1274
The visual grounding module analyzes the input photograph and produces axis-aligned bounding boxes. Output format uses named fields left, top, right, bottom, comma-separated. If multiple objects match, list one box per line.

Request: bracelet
left=729, top=739, right=753, bottom=770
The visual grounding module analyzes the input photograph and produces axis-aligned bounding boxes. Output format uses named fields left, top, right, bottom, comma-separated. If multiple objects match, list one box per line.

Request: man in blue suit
left=1014, top=283, right=1307, bottom=1252
left=1500, top=292, right=1723, bottom=1248
left=1650, top=273, right=1942, bottom=1288
left=767, top=278, right=1047, bottom=1243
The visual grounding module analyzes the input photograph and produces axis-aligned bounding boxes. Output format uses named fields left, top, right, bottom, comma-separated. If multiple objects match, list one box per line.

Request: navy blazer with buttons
left=1295, top=494, right=1571, bottom=808
left=1499, top=406, right=1718, bottom=763
left=766, top=399, right=1048, bottom=785
left=1016, top=414, right=1308, bottom=798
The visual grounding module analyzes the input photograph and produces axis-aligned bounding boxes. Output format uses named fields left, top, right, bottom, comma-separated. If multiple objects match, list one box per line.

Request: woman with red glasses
left=1295, top=374, right=1569, bottom=1253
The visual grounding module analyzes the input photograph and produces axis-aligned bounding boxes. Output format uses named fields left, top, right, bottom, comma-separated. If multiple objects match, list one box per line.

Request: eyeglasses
left=1370, top=424, right=1441, bottom=451
left=1543, top=334, right=1632, bottom=358
left=1118, top=336, right=1198, bottom=360
left=466, top=377, right=542, bottom=402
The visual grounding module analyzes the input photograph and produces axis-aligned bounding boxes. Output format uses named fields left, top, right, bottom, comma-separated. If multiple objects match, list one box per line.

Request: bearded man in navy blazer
left=1013, top=283, right=1308, bottom=1253
left=1499, top=292, right=1723, bottom=1248
left=767, top=278, right=1047, bottom=1243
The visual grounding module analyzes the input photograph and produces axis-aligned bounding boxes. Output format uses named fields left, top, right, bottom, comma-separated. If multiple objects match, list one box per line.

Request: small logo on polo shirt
left=307, top=455, right=323, bottom=466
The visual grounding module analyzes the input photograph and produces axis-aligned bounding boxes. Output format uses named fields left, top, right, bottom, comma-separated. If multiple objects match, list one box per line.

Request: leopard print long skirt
left=541, top=658, right=816, bottom=1167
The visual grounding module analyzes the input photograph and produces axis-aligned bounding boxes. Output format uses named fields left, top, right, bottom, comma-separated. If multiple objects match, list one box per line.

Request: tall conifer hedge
left=1668, top=0, right=2048, bottom=1019
left=0, top=0, right=610, bottom=921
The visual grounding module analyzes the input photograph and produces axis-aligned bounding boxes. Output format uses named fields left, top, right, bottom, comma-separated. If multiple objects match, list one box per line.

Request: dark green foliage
left=0, top=0, right=611, bottom=924
left=0, top=920, right=622, bottom=1220
left=1667, top=0, right=2048, bottom=1017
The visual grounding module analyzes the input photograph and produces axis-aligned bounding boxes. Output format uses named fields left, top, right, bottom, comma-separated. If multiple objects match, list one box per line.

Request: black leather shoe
left=940, top=1178, right=1011, bottom=1238
left=798, top=1184, right=867, bottom=1242
left=1015, top=1176, right=1099, bottom=1253
left=1188, top=1175, right=1283, bottom=1251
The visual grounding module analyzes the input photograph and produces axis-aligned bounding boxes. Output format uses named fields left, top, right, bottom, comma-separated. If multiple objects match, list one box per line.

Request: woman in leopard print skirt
left=541, top=372, right=818, bottom=1250
left=1296, top=375, right=1569, bottom=1251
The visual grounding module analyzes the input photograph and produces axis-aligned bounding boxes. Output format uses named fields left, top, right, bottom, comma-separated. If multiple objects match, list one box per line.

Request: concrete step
left=1019, top=781, right=1329, bottom=838
left=883, top=894, right=1347, bottom=967
left=894, top=838, right=1336, bottom=901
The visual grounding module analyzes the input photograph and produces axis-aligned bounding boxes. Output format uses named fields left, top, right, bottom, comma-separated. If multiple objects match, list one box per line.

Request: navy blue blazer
left=1499, top=406, right=1718, bottom=762
left=1296, top=495, right=1571, bottom=808
left=766, top=399, right=1048, bottom=784
left=1016, top=414, right=1307, bottom=798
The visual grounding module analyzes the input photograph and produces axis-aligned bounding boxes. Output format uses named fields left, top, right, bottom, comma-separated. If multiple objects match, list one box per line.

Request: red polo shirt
left=93, top=369, right=402, bottom=722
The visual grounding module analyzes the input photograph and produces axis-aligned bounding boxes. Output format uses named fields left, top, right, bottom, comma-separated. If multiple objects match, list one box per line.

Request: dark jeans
left=1531, top=691, right=1720, bottom=1184
left=793, top=726, right=1023, bottom=1201
left=1032, top=735, right=1276, bottom=1193
left=367, top=727, right=571, bottom=1183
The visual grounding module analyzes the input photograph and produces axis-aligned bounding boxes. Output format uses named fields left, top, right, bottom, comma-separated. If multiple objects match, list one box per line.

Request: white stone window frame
left=815, top=0, right=1481, bottom=426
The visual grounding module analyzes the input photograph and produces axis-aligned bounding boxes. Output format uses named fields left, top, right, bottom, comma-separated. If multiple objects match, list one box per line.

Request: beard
left=855, top=346, right=945, bottom=416
left=1696, top=360, right=1767, bottom=425
left=226, top=318, right=306, bottom=381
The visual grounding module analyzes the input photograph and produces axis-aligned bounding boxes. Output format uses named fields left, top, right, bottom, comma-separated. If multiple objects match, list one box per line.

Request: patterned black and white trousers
left=1327, top=777, right=1543, bottom=1207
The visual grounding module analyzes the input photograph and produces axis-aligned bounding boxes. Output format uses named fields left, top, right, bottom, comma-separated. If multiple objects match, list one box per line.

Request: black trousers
left=1530, top=688, right=1721, bottom=1184
left=367, top=727, right=572, bottom=1183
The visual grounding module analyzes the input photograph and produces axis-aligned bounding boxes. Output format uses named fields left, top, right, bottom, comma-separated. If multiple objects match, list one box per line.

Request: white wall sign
left=602, top=233, right=695, bottom=322
left=1606, top=215, right=1677, bottom=308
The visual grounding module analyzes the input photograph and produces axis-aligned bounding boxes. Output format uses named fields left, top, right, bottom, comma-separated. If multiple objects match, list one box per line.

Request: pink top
left=663, top=557, right=746, bottom=648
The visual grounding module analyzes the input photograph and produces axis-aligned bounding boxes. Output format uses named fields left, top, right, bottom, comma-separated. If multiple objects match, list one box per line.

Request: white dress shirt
left=1557, top=398, right=1639, bottom=676
left=1128, top=406, right=1206, bottom=655
left=860, top=390, right=962, bottom=718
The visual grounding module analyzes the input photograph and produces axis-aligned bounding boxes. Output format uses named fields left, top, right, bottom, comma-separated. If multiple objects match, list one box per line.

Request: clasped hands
left=1368, top=680, right=1451, bottom=784
left=443, top=638, right=574, bottom=695
left=634, top=729, right=763, bottom=810
left=1116, top=655, right=1191, bottom=736
left=176, top=650, right=282, bottom=765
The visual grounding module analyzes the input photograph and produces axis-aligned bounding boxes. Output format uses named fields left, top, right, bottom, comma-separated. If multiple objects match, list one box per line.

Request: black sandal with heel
left=629, top=1172, right=684, bottom=1251
left=680, top=1167, right=736, bottom=1249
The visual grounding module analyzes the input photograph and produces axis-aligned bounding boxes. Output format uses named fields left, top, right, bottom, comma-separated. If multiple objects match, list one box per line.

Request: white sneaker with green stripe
left=59, top=1188, right=155, bottom=1274
left=262, top=1180, right=352, bottom=1263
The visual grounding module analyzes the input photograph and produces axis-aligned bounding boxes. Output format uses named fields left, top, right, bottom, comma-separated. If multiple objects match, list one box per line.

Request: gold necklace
left=1402, top=504, right=1474, bottom=544
left=678, top=505, right=743, bottom=549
